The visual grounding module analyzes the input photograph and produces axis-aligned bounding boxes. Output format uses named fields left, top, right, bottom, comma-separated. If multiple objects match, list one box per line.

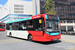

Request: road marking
left=60, top=39, right=75, bottom=43
left=0, top=39, right=24, bottom=44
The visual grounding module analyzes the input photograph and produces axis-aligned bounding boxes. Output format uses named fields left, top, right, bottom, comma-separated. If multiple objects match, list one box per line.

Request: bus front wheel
left=28, top=35, right=32, bottom=41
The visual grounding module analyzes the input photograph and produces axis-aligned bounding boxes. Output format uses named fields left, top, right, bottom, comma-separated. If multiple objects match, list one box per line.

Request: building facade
left=0, top=0, right=32, bottom=22
left=32, top=0, right=75, bottom=33
left=32, top=0, right=40, bottom=15
left=0, top=8, right=1, bottom=21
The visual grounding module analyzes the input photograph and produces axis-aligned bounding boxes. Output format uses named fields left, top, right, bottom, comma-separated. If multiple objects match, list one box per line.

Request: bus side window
left=12, top=22, right=19, bottom=30
left=6, top=24, right=10, bottom=30
left=8, top=23, right=12, bottom=30
left=26, top=20, right=34, bottom=30
left=21, top=24, right=26, bottom=30
left=20, top=21, right=27, bottom=30
left=9, top=25, right=12, bottom=30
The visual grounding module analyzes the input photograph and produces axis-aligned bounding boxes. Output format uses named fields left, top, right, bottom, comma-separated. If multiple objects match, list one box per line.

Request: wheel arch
left=28, top=33, right=32, bottom=38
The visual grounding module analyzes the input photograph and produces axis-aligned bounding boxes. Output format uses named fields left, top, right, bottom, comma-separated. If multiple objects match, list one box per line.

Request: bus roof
left=6, top=14, right=42, bottom=24
left=6, top=17, right=32, bottom=24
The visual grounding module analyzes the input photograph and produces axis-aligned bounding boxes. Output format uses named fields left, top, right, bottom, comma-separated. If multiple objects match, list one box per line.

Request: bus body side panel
left=6, top=30, right=29, bottom=39
left=32, top=36, right=43, bottom=41
left=28, top=31, right=43, bottom=41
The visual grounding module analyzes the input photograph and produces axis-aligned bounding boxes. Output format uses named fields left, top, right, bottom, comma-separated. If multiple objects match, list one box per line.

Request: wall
left=0, top=0, right=32, bottom=22
left=32, top=0, right=40, bottom=15
left=0, top=8, right=1, bottom=19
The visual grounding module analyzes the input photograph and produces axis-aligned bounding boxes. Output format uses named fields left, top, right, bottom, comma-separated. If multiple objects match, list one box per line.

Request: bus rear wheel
left=9, top=32, right=12, bottom=37
left=28, top=35, right=32, bottom=41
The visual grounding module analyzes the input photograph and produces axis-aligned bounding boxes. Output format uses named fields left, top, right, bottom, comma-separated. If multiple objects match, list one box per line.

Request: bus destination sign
left=48, top=15, right=58, bottom=20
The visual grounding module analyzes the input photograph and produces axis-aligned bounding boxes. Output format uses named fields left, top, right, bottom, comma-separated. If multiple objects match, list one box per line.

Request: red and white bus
left=6, top=14, right=61, bottom=42
left=0, top=23, right=5, bottom=31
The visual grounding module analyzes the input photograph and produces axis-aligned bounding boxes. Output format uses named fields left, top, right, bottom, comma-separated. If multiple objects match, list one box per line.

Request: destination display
left=47, top=15, right=58, bottom=20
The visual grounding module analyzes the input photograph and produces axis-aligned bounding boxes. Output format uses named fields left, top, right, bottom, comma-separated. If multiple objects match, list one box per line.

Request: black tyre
left=28, top=35, right=32, bottom=41
left=9, top=32, right=12, bottom=37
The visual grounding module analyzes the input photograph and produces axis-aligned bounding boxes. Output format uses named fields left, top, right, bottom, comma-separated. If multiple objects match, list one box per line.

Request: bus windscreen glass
left=46, top=15, right=60, bottom=32
left=46, top=20, right=60, bottom=32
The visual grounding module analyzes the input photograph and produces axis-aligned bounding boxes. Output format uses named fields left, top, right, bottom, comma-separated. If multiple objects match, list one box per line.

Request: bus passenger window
left=26, top=20, right=34, bottom=30
left=20, top=21, right=26, bottom=30
left=22, top=24, right=26, bottom=30
left=6, top=24, right=10, bottom=30
left=9, top=25, right=12, bottom=30
left=27, top=21, right=33, bottom=28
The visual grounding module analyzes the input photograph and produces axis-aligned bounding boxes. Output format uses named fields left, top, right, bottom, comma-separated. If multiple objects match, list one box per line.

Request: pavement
left=61, top=35, right=75, bottom=40
left=60, top=35, right=75, bottom=44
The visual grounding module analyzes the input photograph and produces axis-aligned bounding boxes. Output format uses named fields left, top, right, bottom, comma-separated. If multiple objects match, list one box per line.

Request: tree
left=43, top=0, right=56, bottom=15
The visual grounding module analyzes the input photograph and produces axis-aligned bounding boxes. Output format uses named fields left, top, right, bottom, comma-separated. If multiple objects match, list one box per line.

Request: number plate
left=53, top=39, right=57, bottom=41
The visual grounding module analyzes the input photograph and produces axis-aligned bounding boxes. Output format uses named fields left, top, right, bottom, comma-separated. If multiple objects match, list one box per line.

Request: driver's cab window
left=33, top=18, right=44, bottom=31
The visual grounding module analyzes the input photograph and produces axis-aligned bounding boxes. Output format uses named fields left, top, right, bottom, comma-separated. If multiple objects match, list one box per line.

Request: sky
left=0, top=0, right=32, bottom=8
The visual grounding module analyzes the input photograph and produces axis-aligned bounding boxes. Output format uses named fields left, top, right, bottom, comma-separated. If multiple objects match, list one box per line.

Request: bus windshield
left=46, top=19, right=60, bottom=32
